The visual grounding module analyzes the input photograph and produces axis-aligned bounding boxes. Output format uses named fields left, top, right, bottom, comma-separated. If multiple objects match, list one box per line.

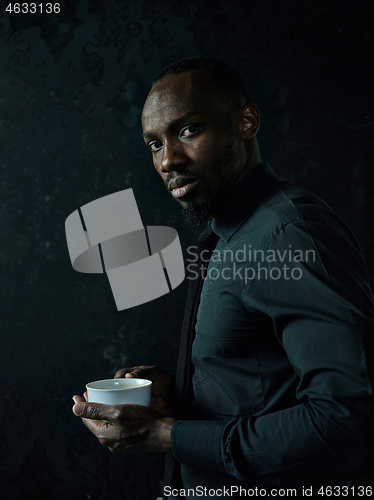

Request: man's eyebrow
left=141, top=112, right=201, bottom=139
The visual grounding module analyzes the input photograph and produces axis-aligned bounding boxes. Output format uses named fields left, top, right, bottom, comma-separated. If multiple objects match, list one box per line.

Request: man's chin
left=181, top=199, right=216, bottom=226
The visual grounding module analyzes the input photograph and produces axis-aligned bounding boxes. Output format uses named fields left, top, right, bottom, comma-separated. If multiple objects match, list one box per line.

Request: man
left=72, top=57, right=374, bottom=497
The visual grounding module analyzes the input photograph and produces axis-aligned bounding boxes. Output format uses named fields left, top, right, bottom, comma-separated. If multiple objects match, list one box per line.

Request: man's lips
left=171, top=181, right=199, bottom=198
left=168, top=177, right=199, bottom=199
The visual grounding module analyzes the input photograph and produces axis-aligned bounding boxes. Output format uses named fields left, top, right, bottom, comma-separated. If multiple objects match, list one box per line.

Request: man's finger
left=114, top=367, right=137, bottom=379
left=72, top=394, right=85, bottom=404
left=72, top=402, right=121, bottom=422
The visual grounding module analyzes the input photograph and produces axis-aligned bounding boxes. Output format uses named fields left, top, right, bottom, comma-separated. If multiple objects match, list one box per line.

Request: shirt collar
left=211, top=163, right=281, bottom=243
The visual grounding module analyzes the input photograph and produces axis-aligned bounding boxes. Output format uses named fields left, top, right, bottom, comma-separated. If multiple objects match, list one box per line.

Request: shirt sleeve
left=171, top=217, right=374, bottom=487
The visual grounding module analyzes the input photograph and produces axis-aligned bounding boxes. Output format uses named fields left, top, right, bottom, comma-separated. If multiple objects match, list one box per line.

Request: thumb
left=72, top=401, right=120, bottom=422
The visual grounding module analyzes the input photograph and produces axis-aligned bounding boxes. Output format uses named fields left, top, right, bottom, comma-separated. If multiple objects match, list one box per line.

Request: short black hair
left=151, top=56, right=250, bottom=110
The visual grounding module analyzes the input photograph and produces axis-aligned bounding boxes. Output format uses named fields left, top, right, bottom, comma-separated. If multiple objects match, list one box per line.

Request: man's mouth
left=168, top=177, right=200, bottom=199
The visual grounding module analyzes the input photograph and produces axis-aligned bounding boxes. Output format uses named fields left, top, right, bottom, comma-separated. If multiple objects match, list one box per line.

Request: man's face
left=141, top=71, right=247, bottom=225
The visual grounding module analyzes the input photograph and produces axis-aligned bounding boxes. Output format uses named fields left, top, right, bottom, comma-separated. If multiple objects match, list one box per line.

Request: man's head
left=141, top=57, right=261, bottom=226
left=151, top=57, right=250, bottom=111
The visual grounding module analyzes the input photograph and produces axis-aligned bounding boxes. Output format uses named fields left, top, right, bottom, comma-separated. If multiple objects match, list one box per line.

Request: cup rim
left=86, top=378, right=152, bottom=391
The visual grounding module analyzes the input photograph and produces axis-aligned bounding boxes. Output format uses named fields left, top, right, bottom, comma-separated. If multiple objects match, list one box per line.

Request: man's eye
left=148, top=141, right=162, bottom=152
left=181, top=125, right=201, bottom=137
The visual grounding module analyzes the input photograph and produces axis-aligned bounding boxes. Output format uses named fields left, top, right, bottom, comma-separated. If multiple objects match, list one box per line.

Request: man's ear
left=241, top=104, right=260, bottom=140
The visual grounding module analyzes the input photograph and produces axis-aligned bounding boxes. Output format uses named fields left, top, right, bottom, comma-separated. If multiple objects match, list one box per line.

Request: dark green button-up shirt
left=170, top=164, right=374, bottom=495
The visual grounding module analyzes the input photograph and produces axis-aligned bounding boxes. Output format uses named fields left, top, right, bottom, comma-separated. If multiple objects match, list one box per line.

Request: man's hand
left=114, top=365, right=175, bottom=415
left=72, top=395, right=175, bottom=453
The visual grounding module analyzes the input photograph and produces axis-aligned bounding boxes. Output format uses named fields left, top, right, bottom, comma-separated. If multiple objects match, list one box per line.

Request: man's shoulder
left=261, top=181, right=335, bottom=225
left=233, top=180, right=354, bottom=248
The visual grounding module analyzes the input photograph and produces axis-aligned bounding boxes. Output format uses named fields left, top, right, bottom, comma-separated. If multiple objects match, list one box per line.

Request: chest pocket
left=192, top=333, right=266, bottom=418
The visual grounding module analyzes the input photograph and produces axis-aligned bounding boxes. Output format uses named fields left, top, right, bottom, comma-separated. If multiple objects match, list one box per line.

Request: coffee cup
left=86, top=378, right=152, bottom=406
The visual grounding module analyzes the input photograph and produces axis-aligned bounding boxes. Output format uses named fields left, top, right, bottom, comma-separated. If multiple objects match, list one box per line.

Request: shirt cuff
left=171, top=420, right=227, bottom=474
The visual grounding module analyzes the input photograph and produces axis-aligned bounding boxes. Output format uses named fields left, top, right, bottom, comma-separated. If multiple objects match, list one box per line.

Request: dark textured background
left=0, top=1, right=373, bottom=498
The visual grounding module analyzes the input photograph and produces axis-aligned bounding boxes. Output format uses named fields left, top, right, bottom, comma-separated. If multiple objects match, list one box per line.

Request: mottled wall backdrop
left=0, top=1, right=373, bottom=499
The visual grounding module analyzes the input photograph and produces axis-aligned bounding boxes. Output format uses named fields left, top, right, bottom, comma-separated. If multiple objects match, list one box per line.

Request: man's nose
left=159, top=140, right=187, bottom=173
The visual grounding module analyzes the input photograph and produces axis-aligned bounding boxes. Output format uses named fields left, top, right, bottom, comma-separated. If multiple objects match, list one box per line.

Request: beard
left=168, top=132, right=238, bottom=226
left=180, top=181, right=224, bottom=226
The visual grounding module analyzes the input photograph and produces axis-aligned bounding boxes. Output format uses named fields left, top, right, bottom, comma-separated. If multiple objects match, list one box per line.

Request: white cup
left=86, top=378, right=152, bottom=406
